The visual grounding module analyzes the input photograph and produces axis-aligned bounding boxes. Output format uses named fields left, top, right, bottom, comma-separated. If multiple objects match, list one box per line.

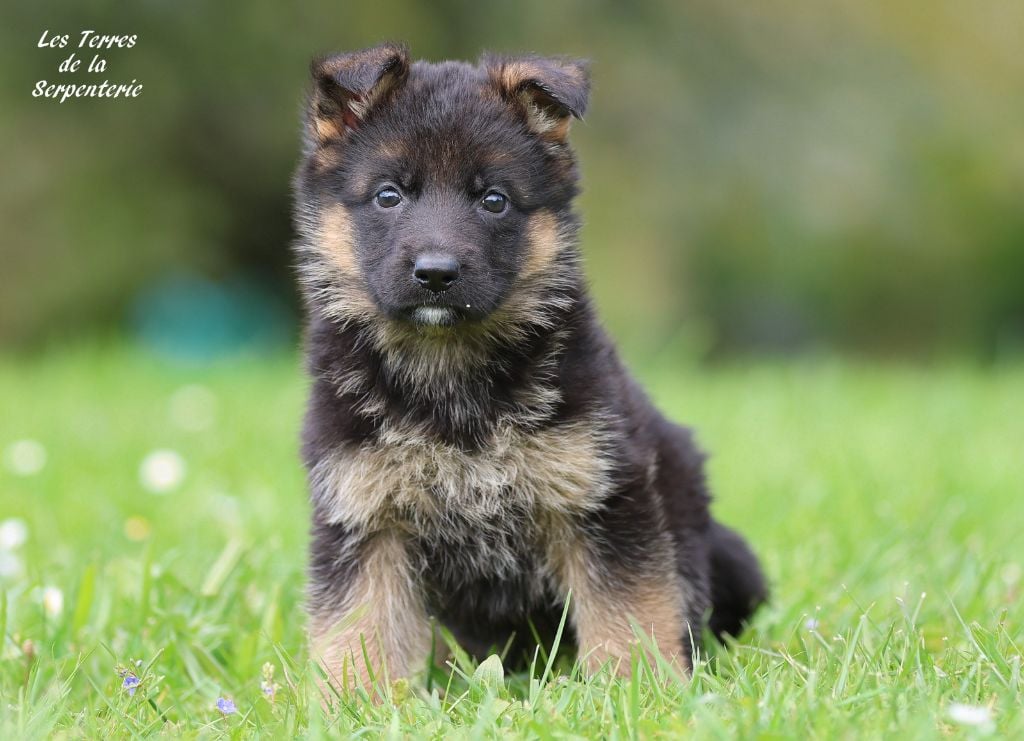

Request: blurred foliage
left=1, top=0, right=1022, bottom=358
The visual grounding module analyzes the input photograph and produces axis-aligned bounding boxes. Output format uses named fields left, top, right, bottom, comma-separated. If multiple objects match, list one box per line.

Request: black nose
left=413, top=254, right=460, bottom=293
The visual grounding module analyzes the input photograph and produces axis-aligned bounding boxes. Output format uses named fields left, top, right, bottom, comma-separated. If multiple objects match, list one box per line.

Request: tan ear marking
left=308, top=43, right=410, bottom=145
left=484, top=53, right=590, bottom=141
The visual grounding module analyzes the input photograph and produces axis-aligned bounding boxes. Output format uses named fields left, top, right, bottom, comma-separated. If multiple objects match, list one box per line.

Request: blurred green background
left=2, top=0, right=1023, bottom=360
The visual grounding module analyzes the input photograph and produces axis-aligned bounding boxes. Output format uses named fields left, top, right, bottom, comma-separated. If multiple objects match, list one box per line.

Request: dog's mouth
left=411, top=305, right=458, bottom=327
left=398, top=303, right=476, bottom=328
left=391, top=294, right=498, bottom=328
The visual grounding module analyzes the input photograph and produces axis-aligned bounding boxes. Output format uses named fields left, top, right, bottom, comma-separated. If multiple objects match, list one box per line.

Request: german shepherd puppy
left=294, top=43, right=766, bottom=695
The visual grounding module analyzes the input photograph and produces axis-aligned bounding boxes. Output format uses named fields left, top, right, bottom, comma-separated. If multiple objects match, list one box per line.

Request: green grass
left=1, top=343, right=1021, bottom=738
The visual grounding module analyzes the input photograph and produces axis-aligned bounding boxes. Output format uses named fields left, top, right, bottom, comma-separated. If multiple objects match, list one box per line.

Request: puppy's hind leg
left=707, top=520, right=767, bottom=640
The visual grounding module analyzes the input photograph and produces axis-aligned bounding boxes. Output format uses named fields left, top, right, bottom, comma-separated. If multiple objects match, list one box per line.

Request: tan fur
left=346, top=67, right=399, bottom=122
left=313, top=114, right=345, bottom=145
left=552, top=534, right=687, bottom=675
left=294, top=204, right=379, bottom=326
left=312, top=415, right=614, bottom=533
left=518, top=93, right=567, bottom=138
left=490, top=61, right=575, bottom=140
left=310, top=144, right=343, bottom=173
left=310, top=531, right=430, bottom=699
left=524, top=210, right=565, bottom=278
left=312, top=47, right=407, bottom=144
left=497, top=61, right=535, bottom=97
left=318, top=205, right=357, bottom=273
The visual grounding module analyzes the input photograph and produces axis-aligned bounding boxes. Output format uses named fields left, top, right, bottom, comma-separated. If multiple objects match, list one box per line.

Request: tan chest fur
left=312, top=417, right=614, bottom=537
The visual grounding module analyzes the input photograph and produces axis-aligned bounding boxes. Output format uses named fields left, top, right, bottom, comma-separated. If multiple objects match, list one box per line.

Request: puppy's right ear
left=307, top=43, right=409, bottom=144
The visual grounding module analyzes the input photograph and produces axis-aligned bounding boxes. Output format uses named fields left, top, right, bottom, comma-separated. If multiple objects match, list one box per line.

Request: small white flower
left=168, top=385, right=217, bottom=432
left=0, top=551, right=24, bottom=579
left=947, top=703, right=993, bottom=729
left=42, top=586, right=64, bottom=617
left=0, top=518, right=29, bottom=550
left=804, top=618, right=820, bottom=631
left=5, top=439, right=47, bottom=476
left=139, top=450, right=186, bottom=493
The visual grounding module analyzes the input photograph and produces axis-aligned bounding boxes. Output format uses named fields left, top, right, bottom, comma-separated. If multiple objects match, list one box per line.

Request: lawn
left=1, top=343, right=1021, bottom=738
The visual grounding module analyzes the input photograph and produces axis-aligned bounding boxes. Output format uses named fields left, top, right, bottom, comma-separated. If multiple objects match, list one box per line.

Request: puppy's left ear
left=484, top=54, right=590, bottom=141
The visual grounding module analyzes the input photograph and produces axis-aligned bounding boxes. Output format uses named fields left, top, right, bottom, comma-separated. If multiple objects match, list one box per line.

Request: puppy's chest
left=312, top=419, right=613, bottom=561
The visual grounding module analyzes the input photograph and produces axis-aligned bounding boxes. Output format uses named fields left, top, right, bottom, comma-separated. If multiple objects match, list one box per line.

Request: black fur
left=296, top=44, right=766, bottom=675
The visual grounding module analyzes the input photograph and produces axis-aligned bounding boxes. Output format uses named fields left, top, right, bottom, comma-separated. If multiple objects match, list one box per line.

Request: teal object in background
left=131, top=274, right=292, bottom=362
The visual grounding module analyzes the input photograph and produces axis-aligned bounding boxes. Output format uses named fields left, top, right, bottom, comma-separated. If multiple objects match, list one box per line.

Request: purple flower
left=216, top=697, right=237, bottom=715
left=122, top=674, right=140, bottom=696
left=260, top=662, right=278, bottom=703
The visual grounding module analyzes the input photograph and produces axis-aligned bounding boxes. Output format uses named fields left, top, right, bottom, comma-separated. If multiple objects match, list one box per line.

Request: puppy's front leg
left=554, top=530, right=689, bottom=676
left=308, top=522, right=430, bottom=698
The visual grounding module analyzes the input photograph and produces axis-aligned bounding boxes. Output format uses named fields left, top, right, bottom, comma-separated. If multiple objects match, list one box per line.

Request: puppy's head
left=294, top=43, right=589, bottom=332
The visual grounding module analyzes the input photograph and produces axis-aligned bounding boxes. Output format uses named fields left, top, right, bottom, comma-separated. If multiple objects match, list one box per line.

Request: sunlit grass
left=1, top=344, right=1021, bottom=737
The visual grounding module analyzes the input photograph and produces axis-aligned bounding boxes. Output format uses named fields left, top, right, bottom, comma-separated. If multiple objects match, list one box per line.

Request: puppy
left=293, top=43, right=766, bottom=696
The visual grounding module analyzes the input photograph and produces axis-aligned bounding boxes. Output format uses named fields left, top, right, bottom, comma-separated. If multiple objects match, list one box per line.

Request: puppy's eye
left=481, top=190, right=508, bottom=214
left=375, top=187, right=402, bottom=208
